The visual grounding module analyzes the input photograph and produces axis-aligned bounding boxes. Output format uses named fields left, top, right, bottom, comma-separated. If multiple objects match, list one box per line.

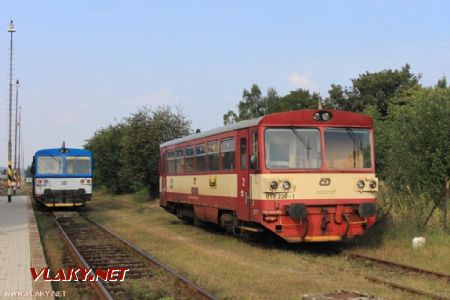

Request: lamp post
left=19, top=106, right=24, bottom=185
left=7, top=20, right=15, bottom=202
left=13, top=79, right=19, bottom=193
left=17, top=105, right=22, bottom=189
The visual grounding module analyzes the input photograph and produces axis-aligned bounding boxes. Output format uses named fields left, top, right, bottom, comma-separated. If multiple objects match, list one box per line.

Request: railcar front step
left=238, top=226, right=264, bottom=233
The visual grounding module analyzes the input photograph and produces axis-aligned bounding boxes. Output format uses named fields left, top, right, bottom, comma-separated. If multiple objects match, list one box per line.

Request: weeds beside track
left=52, top=211, right=217, bottom=300
left=348, top=253, right=450, bottom=300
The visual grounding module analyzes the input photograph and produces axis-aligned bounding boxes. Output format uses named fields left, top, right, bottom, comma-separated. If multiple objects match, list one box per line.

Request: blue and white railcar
left=32, top=147, right=93, bottom=207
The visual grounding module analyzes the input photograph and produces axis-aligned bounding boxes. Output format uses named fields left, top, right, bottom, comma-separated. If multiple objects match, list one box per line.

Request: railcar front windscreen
left=37, top=156, right=64, bottom=174
left=324, top=128, right=372, bottom=169
left=265, top=128, right=322, bottom=169
left=66, top=156, right=91, bottom=174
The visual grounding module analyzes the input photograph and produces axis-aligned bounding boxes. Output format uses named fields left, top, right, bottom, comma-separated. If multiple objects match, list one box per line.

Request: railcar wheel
left=193, top=215, right=204, bottom=226
left=219, top=212, right=239, bottom=234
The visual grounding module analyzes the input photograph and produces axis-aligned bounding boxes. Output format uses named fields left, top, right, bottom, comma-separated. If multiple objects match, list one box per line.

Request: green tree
left=436, top=76, right=447, bottom=89
left=24, top=165, right=32, bottom=177
left=85, top=123, right=126, bottom=193
left=238, top=84, right=266, bottom=120
left=223, top=110, right=238, bottom=125
left=85, top=106, right=191, bottom=196
left=326, top=64, right=420, bottom=117
left=383, top=86, right=450, bottom=212
left=223, top=84, right=267, bottom=124
left=223, top=85, right=322, bottom=124
left=326, top=84, right=351, bottom=110
left=272, top=89, right=321, bottom=113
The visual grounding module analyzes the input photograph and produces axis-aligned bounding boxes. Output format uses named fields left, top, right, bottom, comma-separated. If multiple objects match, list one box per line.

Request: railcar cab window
left=221, top=138, right=235, bottom=170
left=325, top=128, right=372, bottom=169
left=37, top=156, right=63, bottom=174
left=196, top=144, right=206, bottom=172
left=265, top=128, right=321, bottom=169
left=207, top=141, right=219, bottom=171
left=167, top=151, right=175, bottom=174
left=185, top=146, right=195, bottom=172
left=175, top=149, right=185, bottom=174
left=66, top=156, right=91, bottom=174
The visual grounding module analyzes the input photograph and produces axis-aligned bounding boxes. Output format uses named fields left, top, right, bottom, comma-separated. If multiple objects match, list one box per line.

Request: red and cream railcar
left=159, top=109, right=378, bottom=243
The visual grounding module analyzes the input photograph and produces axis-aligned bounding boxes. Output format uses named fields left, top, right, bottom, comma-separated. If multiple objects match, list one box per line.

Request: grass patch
left=83, top=189, right=450, bottom=299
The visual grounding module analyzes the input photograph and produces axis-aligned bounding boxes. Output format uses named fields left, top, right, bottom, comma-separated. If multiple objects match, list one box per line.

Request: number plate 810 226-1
left=61, top=181, right=68, bottom=185
left=264, top=192, right=291, bottom=200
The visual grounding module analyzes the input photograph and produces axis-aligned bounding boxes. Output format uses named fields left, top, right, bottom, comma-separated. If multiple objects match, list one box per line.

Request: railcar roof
left=160, top=117, right=263, bottom=148
left=34, top=148, right=92, bottom=156
left=160, top=109, right=372, bottom=148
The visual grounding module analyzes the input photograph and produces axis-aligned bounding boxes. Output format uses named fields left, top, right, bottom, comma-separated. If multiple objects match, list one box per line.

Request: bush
left=85, top=106, right=191, bottom=196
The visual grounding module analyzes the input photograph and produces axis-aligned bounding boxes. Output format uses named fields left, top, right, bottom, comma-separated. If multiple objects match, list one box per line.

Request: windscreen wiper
left=290, top=128, right=311, bottom=160
left=48, top=155, right=60, bottom=162
left=345, top=128, right=357, bottom=168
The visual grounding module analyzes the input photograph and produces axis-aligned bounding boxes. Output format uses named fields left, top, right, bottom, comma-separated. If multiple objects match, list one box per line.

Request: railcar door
left=236, top=130, right=251, bottom=220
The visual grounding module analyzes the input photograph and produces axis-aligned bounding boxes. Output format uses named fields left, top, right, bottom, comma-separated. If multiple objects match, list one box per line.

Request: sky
left=0, top=0, right=449, bottom=167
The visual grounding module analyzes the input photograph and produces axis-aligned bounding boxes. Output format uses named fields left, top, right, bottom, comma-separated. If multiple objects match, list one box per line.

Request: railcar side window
left=185, top=146, right=195, bottom=172
left=196, top=144, right=206, bottom=172
left=324, top=128, right=372, bottom=169
left=175, top=148, right=185, bottom=174
left=37, top=156, right=63, bottom=174
left=66, top=156, right=91, bottom=174
left=221, top=138, right=235, bottom=170
left=265, top=128, right=321, bottom=169
left=207, top=141, right=219, bottom=171
left=167, top=151, right=175, bottom=174
left=240, top=138, right=247, bottom=170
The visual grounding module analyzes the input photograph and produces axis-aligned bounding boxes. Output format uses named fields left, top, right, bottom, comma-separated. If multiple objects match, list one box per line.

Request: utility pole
left=17, top=105, right=22, bottom=189
left=13, top=79, right=19, bottom=193
left=7, top=20, right=15, bottom=203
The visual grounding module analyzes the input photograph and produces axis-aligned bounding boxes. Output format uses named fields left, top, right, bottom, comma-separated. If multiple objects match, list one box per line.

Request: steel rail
left=349, top=253, right=450, bottom=281
left=51, top=213, right=114, bottom=300
left=365, top=276, right=450, bottom=300
left=83, top=215, right=218, bottom=300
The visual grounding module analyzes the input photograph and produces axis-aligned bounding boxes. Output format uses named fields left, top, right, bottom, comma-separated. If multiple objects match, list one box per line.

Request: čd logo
left=319, top=178, right=331, bottom=186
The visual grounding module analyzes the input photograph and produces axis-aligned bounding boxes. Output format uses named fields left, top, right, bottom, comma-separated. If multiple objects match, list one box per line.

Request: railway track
left=52, top=212, right=217, bottom=300
left=348, top=253, right=450, bottom=300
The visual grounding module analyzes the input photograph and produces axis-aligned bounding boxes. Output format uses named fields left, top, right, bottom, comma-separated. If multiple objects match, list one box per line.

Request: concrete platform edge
left=27, top=196, right=55, bottom=300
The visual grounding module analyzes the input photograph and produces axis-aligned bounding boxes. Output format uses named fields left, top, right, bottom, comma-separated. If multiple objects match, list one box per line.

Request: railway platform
left=0, top=195, right=53, bottom=299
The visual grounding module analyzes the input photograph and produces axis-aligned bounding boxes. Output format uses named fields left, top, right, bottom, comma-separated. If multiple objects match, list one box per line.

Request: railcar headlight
left=321, top=112, right=331, bottom=121
left=44, top=179, right=48, bottom=184
left=357, top=180, right=365, bottom=189
left=86, top=178, right=91, bottom=184
left=80, top=179, right=85, bottom=184
left=269, top=181, right=278, bottom=190
left=369, top=180, right=377, bottom=189
left=313, top=111, right=333, bottom=121
left=282, top=181, right=291, bottom=190
left=36, top=179, right=43, bottom=185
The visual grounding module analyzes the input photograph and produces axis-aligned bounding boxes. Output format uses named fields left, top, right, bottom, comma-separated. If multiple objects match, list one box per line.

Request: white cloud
left=288, top=73, right=314, bottom=89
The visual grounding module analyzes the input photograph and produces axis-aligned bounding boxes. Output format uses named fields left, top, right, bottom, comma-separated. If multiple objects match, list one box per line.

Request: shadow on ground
left=172, top=215, right=391, bottom=256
